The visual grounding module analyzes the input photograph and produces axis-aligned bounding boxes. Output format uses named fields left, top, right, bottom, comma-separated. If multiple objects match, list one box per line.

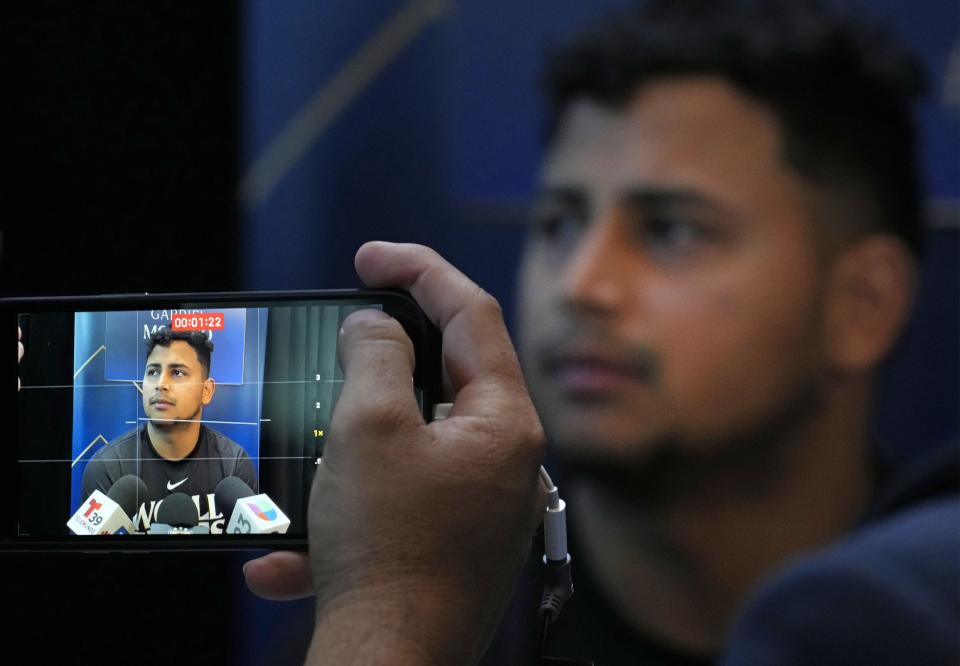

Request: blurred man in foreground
left=516, top=0, right=956, bottom=661
left=243, top=1, right=958, bottom=663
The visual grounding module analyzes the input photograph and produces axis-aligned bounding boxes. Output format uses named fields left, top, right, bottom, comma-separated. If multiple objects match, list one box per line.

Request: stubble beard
left=549, top=375, right=825, bottom=508
left=149, top=403, right=203, bottom=430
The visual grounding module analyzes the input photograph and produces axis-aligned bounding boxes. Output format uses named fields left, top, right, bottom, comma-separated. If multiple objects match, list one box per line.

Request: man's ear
left=822, top=234, right=916, bottom=374
left=202, top=376, right=216, bottom=406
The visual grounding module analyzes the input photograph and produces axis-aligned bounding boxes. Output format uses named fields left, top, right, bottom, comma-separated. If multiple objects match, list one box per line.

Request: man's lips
left=151, top=399, right=175, bottom=410
left=542, top=349, right=658, bottom=396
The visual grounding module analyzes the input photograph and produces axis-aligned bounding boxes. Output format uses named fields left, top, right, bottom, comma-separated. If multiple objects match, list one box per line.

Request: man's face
left=142, top=340, right=213, bottom=427
left=518, top=77, right=831, bottom=474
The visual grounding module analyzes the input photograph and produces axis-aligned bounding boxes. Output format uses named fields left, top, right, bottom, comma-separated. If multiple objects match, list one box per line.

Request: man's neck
left=147, top=420, right=202, bottom=461
left=569, top=392, right=873, bottom=655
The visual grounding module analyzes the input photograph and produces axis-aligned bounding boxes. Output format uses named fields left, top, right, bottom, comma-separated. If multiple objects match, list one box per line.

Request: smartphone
left=2, top=290, right=441, bottom=552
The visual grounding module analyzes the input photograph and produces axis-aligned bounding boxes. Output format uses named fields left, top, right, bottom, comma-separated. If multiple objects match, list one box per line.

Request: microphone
left=67, top=475, right=146, bottom=535
left=107, top=475, right=148, bottom=529
left=148, top=492, right=209, bottom=535
left=214, top=476, right=290, bottom=535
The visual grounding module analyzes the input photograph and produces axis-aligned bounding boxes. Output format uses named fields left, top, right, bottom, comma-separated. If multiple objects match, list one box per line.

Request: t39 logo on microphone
left=227, top=495, right=290, bottom=535
left=67, top=490, right=134, bottom=536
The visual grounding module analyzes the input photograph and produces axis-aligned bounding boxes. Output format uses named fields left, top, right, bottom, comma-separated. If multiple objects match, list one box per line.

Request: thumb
left=324, top=309, right=423, bottom=466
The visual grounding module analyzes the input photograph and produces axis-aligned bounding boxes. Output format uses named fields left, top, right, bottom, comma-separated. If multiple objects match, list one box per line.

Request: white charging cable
left=432, top=403, right=574, bottom=632
left=537, top=465, right=574, bottom=616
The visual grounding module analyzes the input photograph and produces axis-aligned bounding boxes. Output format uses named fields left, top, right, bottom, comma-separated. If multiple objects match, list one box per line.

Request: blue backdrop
left=240, top=0, right=958, bottom=458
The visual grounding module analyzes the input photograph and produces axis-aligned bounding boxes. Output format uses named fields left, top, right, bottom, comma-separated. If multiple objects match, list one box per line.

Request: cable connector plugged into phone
left=432, top=404, right=575, bottom=650
left=538, top=467, right=574, bottom=621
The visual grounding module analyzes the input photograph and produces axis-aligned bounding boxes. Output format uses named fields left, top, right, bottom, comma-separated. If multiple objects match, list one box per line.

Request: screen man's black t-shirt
left=81, top=424, right=258, bottom=532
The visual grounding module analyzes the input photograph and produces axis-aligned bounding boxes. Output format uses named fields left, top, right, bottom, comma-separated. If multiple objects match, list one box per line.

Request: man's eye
left=641, top=215, right=709, bottom=249
left=146, top=369, right=157, bottom=377
left=173, top=369, right=185, bottom=377
left=532, top=209, right=583, bottom=246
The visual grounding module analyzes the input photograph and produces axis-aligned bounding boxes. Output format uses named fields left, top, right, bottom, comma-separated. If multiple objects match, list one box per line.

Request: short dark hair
left=146, top=329, right=214, bottom=377
left=544, top=0, right=926, bottom=255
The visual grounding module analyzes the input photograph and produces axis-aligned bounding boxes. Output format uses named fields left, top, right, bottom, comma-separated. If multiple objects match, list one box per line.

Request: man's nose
left=560, top=210, right=631, bottom=314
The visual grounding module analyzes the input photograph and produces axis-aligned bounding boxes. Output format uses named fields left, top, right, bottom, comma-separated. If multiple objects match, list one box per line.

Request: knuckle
left=475, top=406, right=545, bottom=466
left=343, top=322, right=413, bottom=366
left=523, top=416, right=547, bottom=460
left=414, top=243, right=441, bottom=262
left=363, top=394, right=413, bottom=432
left=335, top=391, right=413, bottom=438
left=510, top=413, right=546, bottom=468
left=474, top=289, right=504, bottom=321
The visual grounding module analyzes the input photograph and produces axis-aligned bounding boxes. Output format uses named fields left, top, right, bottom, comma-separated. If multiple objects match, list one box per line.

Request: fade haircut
left=544, top=0, right=927, bottom=255
left=146, top=328, right=214, bottom=377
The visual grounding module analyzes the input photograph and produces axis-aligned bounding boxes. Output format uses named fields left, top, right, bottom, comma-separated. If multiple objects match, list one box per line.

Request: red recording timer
left=171, top=313, right=225, bottom=332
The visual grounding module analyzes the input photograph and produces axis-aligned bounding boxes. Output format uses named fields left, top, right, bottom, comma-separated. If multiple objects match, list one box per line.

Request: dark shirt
left=538, top=517, right=713, bottom=666
left=480, top=504, right=713, bottom=666
left=721, top=444, right=959, bottom=666
left=82, top=424, right=258, bottom=533
left=490, top=443, right=959, bottom=665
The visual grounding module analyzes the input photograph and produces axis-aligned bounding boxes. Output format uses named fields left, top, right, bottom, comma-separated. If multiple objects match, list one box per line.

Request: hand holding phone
left=249, top=242, right=548, bottom=664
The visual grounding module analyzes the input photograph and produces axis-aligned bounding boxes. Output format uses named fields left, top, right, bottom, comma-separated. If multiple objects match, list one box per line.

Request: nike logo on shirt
left=167, top=478, right=188, bottom=491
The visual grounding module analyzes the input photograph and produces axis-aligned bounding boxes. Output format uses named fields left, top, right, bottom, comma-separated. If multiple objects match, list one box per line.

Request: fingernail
left=341, top=308, right=391, bottom=333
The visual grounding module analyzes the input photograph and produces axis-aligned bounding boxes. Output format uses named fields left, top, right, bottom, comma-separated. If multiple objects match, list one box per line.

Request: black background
left=3, top=3, right=239, bottom=296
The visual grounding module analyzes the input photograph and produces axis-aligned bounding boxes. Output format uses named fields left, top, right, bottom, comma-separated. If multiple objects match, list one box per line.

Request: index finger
left=354, top=242, right=528, bottom=416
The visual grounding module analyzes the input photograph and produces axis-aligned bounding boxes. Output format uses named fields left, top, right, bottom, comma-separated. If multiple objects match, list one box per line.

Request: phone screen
left=4, top=291, right=439, bottom=550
